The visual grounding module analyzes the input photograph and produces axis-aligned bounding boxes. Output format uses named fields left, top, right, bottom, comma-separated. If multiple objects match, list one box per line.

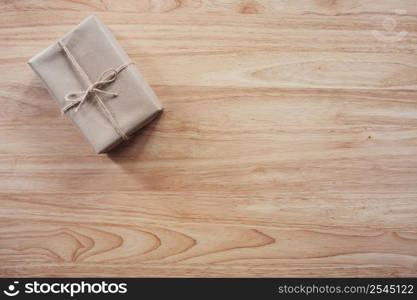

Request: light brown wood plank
left=1, top=1, right=417, bottom=277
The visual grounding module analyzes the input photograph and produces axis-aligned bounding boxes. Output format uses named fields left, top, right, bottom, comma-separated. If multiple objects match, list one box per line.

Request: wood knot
left=238, top=0, right=264, bottom=14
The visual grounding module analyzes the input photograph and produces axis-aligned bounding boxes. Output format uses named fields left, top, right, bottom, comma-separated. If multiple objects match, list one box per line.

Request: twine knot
left=62, top=64, right=132, bottom=114
left=57, top=40, right=132, bottom=141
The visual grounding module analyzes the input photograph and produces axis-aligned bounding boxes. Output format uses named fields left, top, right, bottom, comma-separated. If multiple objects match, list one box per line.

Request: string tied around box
left=57, top=40, right=132, bottom=141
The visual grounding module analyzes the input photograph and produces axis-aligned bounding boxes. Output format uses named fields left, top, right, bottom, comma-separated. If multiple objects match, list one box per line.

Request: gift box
left=28, top=15, right=163, bottom=153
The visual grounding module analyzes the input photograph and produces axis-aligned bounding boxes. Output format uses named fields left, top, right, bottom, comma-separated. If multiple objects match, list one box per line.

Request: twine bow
left=62, top=64, right=132, bottom=114
left=57, top=40, right=132, bottom=141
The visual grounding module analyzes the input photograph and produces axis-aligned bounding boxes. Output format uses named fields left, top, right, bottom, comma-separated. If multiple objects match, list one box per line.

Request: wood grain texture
left=1, top=0, right=417, bottom=277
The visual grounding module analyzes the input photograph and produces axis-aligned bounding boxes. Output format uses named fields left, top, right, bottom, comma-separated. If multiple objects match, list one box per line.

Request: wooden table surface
left=1, top=0, right=417, bottom=277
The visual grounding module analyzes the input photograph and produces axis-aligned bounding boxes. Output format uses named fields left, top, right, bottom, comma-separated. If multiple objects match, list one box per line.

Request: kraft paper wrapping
left=28, top=15, right=163, bottom=153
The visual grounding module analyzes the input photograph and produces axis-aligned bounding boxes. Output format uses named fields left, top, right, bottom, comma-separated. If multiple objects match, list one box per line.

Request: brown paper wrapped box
left=28, top=15, right=163, bottom=153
